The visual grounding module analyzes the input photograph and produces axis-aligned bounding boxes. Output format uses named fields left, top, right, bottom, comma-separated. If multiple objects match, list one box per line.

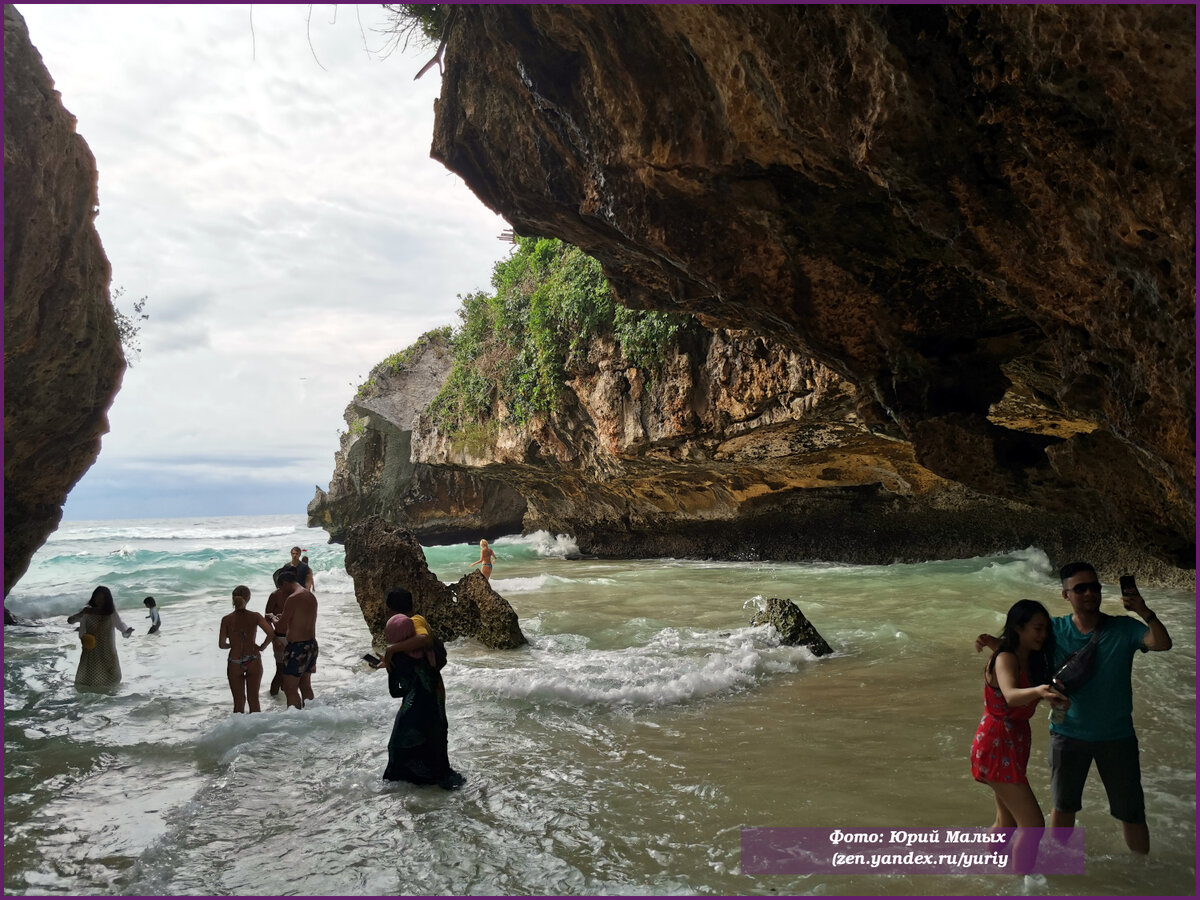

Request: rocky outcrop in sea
left=309, top=331, right=527, bottom=545
left=750, top=599, right=835, bottom=657
left=343, top=514, right=526, bottom=649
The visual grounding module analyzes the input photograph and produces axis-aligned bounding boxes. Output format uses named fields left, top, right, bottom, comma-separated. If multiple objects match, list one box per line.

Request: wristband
left=1143, top=611, right=1158, bottom=622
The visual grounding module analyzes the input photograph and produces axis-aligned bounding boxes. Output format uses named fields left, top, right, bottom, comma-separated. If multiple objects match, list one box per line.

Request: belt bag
left=1052, top=617, right=1104, bottom=694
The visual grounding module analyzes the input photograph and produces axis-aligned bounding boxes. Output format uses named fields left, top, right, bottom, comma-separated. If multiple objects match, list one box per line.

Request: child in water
left=144, top=596, right=161, bottom=634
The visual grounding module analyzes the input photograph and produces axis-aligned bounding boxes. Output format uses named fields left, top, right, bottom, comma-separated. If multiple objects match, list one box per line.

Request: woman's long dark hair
left=986, top=598, right=1055, bottom=685
left=87, top=586, right=115, bottom=616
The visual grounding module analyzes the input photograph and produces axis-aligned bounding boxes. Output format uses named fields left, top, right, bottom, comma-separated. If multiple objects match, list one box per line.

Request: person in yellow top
left=374, top=586, right=463, bottom=789
left=378, top=586, right=435, bottom=672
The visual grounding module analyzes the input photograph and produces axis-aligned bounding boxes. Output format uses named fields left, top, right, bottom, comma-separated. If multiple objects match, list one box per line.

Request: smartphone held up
left=1119, top=574, right=1139, bottom=609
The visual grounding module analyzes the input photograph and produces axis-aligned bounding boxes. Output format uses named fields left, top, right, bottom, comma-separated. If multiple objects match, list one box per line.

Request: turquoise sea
left=3, top=515, right=1195, bottom=896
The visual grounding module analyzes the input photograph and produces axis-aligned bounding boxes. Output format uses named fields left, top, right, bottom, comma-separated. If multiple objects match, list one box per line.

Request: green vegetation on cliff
left=112, top=285, right=148, bottom=366
left=381, top=4, right=447, bottom=47
left=427, top=237, right=697, bottom=438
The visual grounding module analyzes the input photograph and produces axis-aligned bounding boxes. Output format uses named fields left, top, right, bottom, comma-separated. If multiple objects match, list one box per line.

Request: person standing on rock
left=469, top=539, right=496, bottom=580
left=273, top=571, right=319, bottom=709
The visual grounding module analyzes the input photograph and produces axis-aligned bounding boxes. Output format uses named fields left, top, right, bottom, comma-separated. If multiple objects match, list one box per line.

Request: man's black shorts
left=1049, top=732, right=1145, bottom=823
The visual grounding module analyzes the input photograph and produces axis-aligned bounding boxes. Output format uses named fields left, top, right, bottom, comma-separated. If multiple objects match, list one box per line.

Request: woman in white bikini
left=469, top=539, right=497, bottom=581
left=218, top=585, right=275, bottom=713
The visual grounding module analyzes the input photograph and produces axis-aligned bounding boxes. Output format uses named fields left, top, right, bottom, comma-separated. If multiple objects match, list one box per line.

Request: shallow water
left=3, top=516, right=1195, bottom=895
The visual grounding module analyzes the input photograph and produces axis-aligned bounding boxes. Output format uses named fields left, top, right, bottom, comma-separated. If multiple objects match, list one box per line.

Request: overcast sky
left=16, top=4, right=511, bottom=521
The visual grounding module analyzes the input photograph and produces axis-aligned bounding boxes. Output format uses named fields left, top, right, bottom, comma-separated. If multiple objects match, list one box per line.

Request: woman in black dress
left=377, top=600, right=463, bottom=790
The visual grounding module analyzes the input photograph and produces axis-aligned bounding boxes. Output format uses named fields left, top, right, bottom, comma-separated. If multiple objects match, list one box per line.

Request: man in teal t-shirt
left=1049, top=562, right=1173, bottom=854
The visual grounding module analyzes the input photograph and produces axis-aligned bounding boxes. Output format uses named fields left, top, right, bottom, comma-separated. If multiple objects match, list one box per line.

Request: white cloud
left=16, top=4, right=511, bottom=520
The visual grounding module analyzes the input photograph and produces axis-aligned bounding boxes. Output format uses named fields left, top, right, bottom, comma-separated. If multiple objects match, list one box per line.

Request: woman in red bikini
left=971, top=599, right=1067, bottom=829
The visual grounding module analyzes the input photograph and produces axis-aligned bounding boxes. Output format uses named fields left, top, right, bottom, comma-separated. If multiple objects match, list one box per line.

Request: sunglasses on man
left=1069, top=581, right=1102, bottom=595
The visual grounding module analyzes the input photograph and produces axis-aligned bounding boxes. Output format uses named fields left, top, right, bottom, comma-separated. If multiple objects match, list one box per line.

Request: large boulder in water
left=751, top=598, right=834, bottom=657
left=343, top=515, right=527, bottom=649
left=451, top=571, right=528, bottom=649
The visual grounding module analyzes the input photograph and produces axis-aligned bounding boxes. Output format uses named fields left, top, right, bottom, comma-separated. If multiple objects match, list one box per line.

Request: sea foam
left=456, top=626, right=819, bottom=708
left=501, top=530, right=582, bottom=559
left=489, top=574, right=562, bottom=594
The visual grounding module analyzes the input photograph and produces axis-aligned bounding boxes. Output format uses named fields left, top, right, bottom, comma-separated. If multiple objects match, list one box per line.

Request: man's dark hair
left=1060, top=561, right=1097, bottom=583
left=143, top=596, right=156, bottom=607
left=277, top=571, right=299, bottom=585
left=386, top=586, right=414, bottom=615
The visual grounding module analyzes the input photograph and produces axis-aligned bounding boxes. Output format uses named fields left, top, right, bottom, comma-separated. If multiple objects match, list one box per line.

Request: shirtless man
left=273, top=571, right=319, bottom=709
left=264, top=576, right=292, bottom=697
left=218, top=585, right=275, bottom=713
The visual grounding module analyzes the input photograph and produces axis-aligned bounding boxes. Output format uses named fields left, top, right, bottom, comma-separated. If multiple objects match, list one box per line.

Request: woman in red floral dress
left=971, top=599, right=1067, bottom=828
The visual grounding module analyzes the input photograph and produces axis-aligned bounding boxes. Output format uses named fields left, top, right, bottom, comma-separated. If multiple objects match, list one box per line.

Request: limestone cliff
left=314, top=309, right=1170, bottom=579
left=4, top=5, right=123, bottom=597
left=308, top=331, right=527, bottom=544
left=422, top=4, right=1194, bottom=573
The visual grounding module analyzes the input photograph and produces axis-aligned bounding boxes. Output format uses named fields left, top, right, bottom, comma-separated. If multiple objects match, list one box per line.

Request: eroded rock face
left=408, top=325, right=1069, bottom=564
left=428, top=4, right=1195, bottom=570
left=320, top=316, right=1188, bottom=583
left=343, top=515, right=526, bottom=649
left=308, top=332, right=527, bottom=543
left=4, top=5, right=123, bottom=597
